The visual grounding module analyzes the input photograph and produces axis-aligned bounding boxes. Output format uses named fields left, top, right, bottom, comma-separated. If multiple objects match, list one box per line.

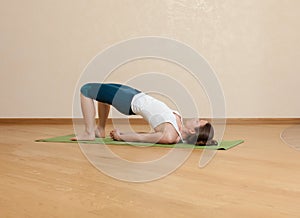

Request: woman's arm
left=110, top=129, right=179, bottom=144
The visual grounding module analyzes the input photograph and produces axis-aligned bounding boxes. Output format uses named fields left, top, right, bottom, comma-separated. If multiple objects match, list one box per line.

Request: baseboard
left=0, top=118, right=147, bottom=125
left=223, top=118, right=300, bottom=125
left=1, top=118, right=300, bottom=125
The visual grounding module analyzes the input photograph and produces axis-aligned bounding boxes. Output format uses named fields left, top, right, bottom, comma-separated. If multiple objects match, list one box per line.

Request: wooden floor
left=0, top=123, right=300, bottom=218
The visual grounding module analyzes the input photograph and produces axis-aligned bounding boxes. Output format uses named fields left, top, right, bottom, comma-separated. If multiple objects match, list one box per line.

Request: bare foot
left=70, top=131, right=95, bottom=141
left=95, top=127, right=106, bottom=138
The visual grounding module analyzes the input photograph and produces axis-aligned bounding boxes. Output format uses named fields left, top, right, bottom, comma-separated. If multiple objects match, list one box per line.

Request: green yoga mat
left=36, top=134, right=243, bottom=150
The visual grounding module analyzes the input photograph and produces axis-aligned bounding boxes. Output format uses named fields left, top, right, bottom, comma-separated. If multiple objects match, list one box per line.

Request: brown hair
left=186, top=122, right=218, bottom=146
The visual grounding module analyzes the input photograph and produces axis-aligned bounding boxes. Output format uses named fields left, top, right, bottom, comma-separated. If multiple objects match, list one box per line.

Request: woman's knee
left=80, top=83, right=99, bottom=99
left=80, top=83, right=91, bottom=97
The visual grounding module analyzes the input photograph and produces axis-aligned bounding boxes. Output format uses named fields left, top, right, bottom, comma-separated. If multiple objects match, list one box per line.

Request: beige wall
left=1, top=0, right=299, bottom=118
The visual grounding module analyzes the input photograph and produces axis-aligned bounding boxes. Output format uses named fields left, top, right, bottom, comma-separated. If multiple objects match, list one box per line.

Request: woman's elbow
left=161, top=133, right=178, bottom=144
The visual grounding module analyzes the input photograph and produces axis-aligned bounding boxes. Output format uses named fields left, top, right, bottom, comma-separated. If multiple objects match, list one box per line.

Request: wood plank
left=0, top=123, right=299, bottom=217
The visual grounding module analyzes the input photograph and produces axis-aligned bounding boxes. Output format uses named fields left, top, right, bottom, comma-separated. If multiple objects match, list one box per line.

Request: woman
left=71, top=83, right=216, bottom=145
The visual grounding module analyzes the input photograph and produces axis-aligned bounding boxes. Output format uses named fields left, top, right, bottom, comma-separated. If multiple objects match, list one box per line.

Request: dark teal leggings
left=80, top=83, right=141, bottom=115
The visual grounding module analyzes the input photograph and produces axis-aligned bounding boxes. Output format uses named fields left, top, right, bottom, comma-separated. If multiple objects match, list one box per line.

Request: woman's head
left=185, top=121, right=217, bottom=146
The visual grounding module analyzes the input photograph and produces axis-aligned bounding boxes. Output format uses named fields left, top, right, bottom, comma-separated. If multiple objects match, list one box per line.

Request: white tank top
left=131, top=93, right=183, bottom=141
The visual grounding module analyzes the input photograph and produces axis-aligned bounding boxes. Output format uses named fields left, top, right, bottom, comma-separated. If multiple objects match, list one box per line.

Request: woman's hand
left=110, top=129, right=122, bottom=141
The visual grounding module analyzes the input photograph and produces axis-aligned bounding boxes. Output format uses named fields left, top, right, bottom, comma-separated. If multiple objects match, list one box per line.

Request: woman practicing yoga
left=71, top=83, right=215, bottom=145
